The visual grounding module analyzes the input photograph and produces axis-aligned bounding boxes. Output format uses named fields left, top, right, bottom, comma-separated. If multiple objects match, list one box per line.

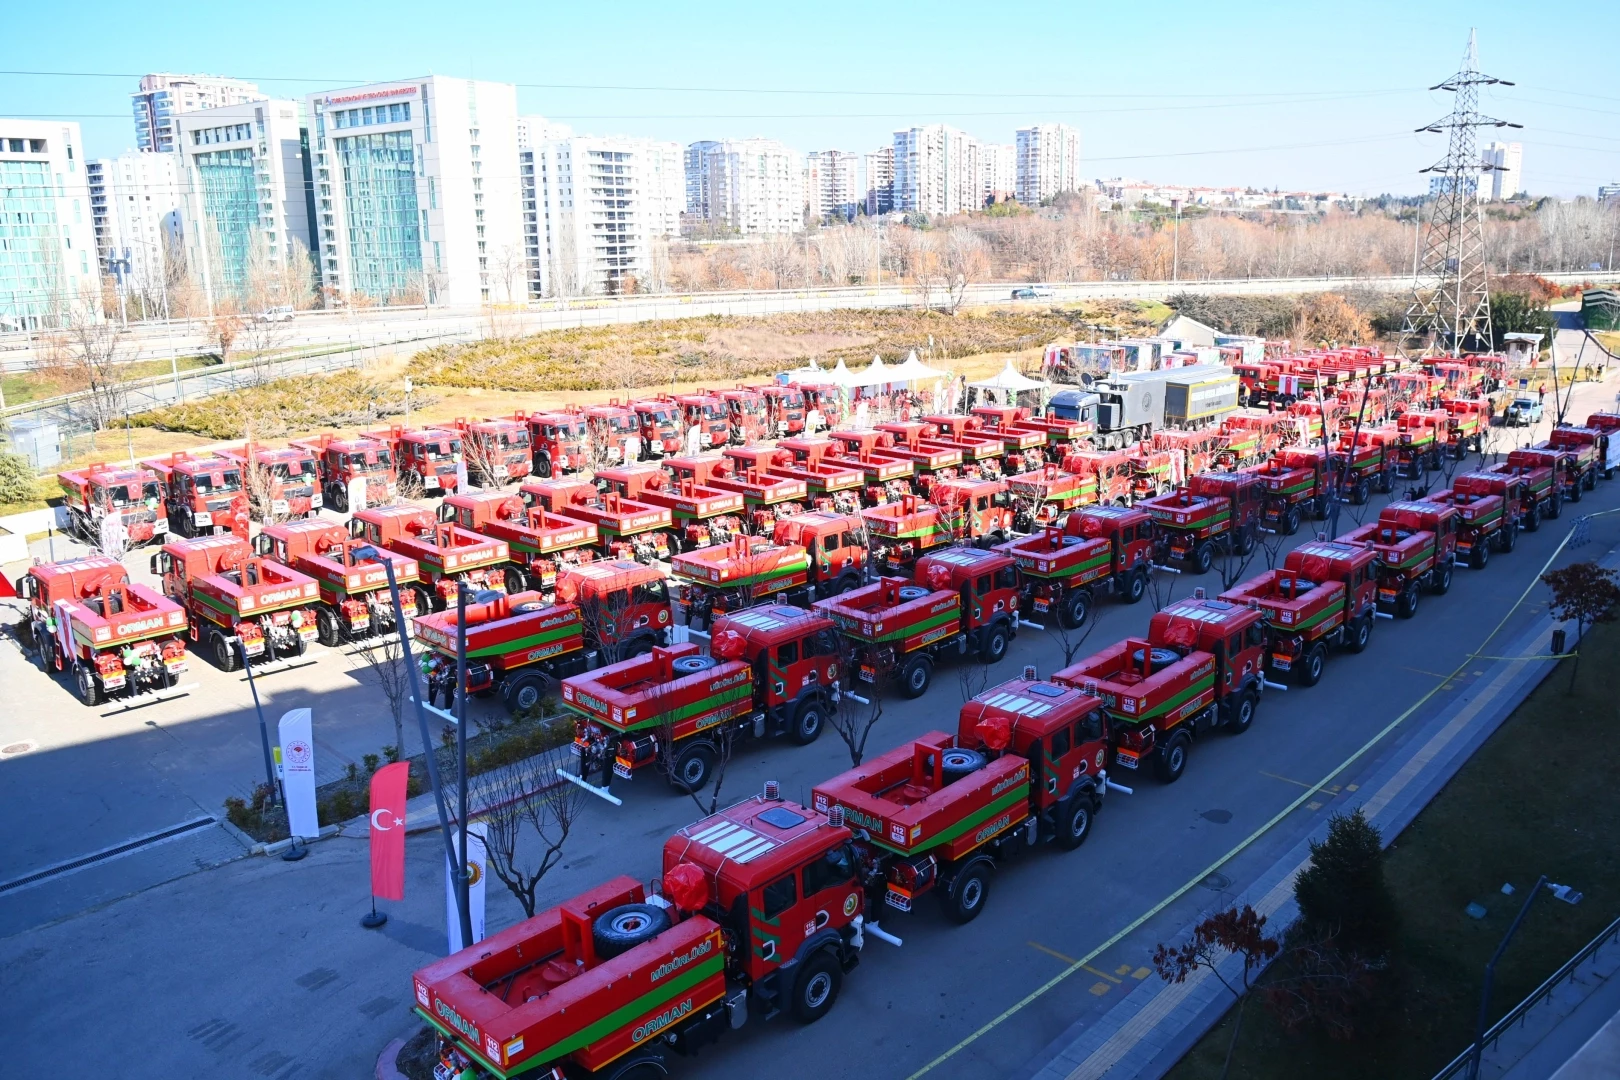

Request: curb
left=375, top=1036, right=407, bottom=1080
left=251, top=823, right=340, bottom=857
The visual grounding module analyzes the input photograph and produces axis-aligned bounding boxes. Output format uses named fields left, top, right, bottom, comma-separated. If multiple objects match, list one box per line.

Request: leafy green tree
left=1293, top=809, right=1398, bottom=951
left=1491, top=292, right=1557, bottom=351
left=0, top=451, right=36, bottom=505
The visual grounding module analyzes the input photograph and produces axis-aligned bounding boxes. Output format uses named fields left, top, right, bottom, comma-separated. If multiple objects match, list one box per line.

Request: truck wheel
left=535, top=451, right=553, bottom=479
left=75, top=667, right=102, bottom=706
left=1498, top=522, right=1518, bottom=552
left=1396, top=585, right=1420, bottom=619
left=1055, top=794, right=1096, bottom=850
left=939, top=747, right=987, bottom=781
left=502, top=671, right=549, bottom=715
left=1346, top=614, right=1372, bottom=654
left=790, top=950, right=843, bottom=1024
left=1570, top=478, right=1585, bottom=503
left=1296, top=644, right=1326, bottom=688
left=1351, top=477, right=1369, bottom=506
left=1524, top=502, right=1541, bottom=532
left=1283, top=505, right=1302, bottom=536
left=214, top=632, right=241, bottom=671
left=899, top=655, right=933, bottom=699
left=668, top=742, right=716, bottom=793
left=944, top=863, right=992, bottom=924
left=1155, top=733, right=1191, bottom=781
left=1192, top=542, right=1214, bottom=575
left=1433, top=560, right=1454, bottom=595
left=412, top=585, right=438, bottom=615
left=316, top=606, right=343, bottom=648
left=1470, top=542, right=1490, bottom=570
left=791, top=699, right=826, bottom=745
left=1058, top=588, right=1091, bottom=630
left=592, top=902, right=673, bottom=960
left=1122, top=567, right=1148, bottom=605
left=1546, top=493, right=1562, bottom=519
left=1226, top=690, right=1257, bottom=734
left=329, top=483, right=348, bottom=514
left=1235, top=526, right=1256, bottom=556
left=979, top=624, right=1009, bottom=664
left=503, top=566, right=528, bottom=594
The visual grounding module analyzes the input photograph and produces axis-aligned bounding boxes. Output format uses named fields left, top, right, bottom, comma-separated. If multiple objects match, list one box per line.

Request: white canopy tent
left=968, top=361, right=1050, bottom=407
left=892, top=350, right=950, bottom=382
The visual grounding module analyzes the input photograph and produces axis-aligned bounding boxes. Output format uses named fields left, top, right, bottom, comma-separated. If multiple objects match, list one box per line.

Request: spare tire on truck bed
left=593, top=903, right=672, bottom=959
left=924, top=747, right=987, bottom=784
left=1131, top=647, right=1182, bottom=669
left=898, top=585, right=930, bottom=602
left=671, top=655, right=717, bottom=675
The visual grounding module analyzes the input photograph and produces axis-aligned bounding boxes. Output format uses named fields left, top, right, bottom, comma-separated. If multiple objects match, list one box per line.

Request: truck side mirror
left=149, top=554, right=161, bottom=576
left=348, top=518, right=365, bottom=538
left=16, top=575, right=35, bottom=601
left=436, top=502, right=455, bottom=523
left=252, top=533, right=272, bottom=556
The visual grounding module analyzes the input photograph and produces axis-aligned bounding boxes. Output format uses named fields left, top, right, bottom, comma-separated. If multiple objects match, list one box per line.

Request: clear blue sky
left=5, top=0, right=1615, bottom=196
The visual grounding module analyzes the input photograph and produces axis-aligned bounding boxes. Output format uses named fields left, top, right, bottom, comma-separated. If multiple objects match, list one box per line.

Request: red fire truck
left=287, top=433, right=396, bottom=513
left=1253, top=446, right=1337, bottom=535
left=1483, top=460, right=1562, bottom=529
left=1545, top=424, right=1617, bottom=482
left=997, top=505, right=1155, bottom=627
left=1054, top=592, right=1268, bottom=782
left=1137, top=472, right=1264, bottom=575
left=596, top=463, right=743, bottom=552
left=1338, top=501, right=1458, bottom=619
left=19, top=555, right=189, bottom=705
left=508, top=409, right=589, bottom=477
left=1060, top=448, right=1136, bottom=507
left=142, top=451, right=247, bottom=539
left=57, top=462, right=167, bottom=546
left=415, top=591, right=590, bottom=715
left=440, top=490, right=599, bottom=595
left=553, top=559, right=673, bottom=663
left=630, top=399, right=684, bottom=459
left=450, top=416, right=532, bottom=486
left=152, top=534, right=320, bottom=669
left=362, top=424, right=464, bottom=494
left=1006, top=464, right=1094, bottom=531
left=583, top=402, right=641, bottom=467
left=670, top=511, right=866, bottom=628
left=255, top=517, right=421, bottom=645
left=673, top=391, right=731, bottom=449
left=219, top=443, right=321, bottom=520
left=1220, top=539, right=1377, bottom=686
left=522, top=478, right=675, bottom=564
left=349, top=504, right=510, bottom=614
left=721, top=386, right=769, bottom=444
left=761, top=384, right=808, bottom=436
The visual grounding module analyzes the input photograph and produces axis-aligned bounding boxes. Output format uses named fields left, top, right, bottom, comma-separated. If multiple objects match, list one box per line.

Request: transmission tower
left=1400, top=30, right=1521, bottom=357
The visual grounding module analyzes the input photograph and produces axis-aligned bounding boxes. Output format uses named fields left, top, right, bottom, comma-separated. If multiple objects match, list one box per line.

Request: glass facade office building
left=192, top=147, right=257, bottom=292
left=0, top=160, right=64, bottom=327
left=333, top=131, right=421, bottom=300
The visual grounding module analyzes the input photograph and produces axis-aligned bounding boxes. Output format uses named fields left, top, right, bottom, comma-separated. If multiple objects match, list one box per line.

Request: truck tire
left=503, top=566, right=528, bottom=594
left=1055, top=794, right=1096, bottom=850
left=790, top=949, right=843, bottom=1024
left=833, top=571, right=861, bottom=596
left=214, top=632, right=241, bottom=672
left=898, top=585, right=930, bottom=602
left=1570, top=477, right=1585, bottom=502
left=1351, top=477, right=1369, bottom=505
left=1546, top=492, right=1562, bottom=519
left=944, top=863, right=992, bottom=924
left=938, top=748, right=986, bottom=781
left=1433, top=559, right=1454, bottom=595
left=502, top=671, right=549, bottom=715
left=668, top=741, right=716, bottom=793
left=592, top=903, right=672, bottom=960
left=1132, top=647, right=1182, bottom=669
left=671, top=655, right=717, bottom=676
left=1524, top=502, right=1541, bottom=532
left=1226, top=690, right=1257, bottom=734
left=1154, top=733, right=1191, bottom=782
left=1396, top=584, right=1420, bottom=619
left=1296, top=644, right=1326, bottom=688
left=1498, top=522, right=1518, bottom=552
left=1122, top=566, right=1148, bottom=604
left=328, top=483, right=348, bottom=514
left=76, top=667, right=102, bottom=706
left=791, top=698, right=826, bottom=745
left=979, top=623, right=1009, bottom=664
left=1058, top=587, right=1091, bottom=629
left=1346, top=614, right=1372, bottom=654
left=1235, top=526, right=1256, bottom=557
left=535, top=451, right=553, bottom=479
left=899, top=655, right=933, bottom=699
left=1192, top=542, right=1214, bottom=575
left=316, top=606, right=343, bottom=648
left=1470, top=542, right=1490, bottom=570
left=602, top=1055, right=667, bottom=1080
left=1283, top=505, right=1302, bottom=536
left=412, top=584, right=438, bottom=615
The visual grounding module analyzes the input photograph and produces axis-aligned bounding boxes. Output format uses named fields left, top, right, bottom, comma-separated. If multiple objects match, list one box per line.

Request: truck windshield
left=272, top=461, right=317, bottom=481
left=103, top=484, right=136, bottom=507
left=499, top=431, right=530, bottom=449
left=703, top=404, right=725, bottom=421
left=195, top=471, right=243, bottom=494
left=425, top=441, right=457, bottom=461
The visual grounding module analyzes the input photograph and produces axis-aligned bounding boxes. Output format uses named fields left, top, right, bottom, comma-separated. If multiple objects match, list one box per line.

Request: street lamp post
left=1467, top=876, right=1582, bottom=1080
left=454, top=582, right=473, bottom=952
left=238, top=640, right=279, bottom=806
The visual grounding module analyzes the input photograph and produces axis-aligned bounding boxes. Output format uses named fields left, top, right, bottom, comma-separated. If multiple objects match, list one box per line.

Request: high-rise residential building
left=174, top=99, right=315, bottom=305
left=307, top=77, right=522, bottom=307
left=132, top=73, right=263, bottom=154
left=684, top=140, right=721, bottom=221
left=1016, top=123, right=1082, bottom=206
left=805, top=149, right=859, bottom=223
left=87, top=151, right=183, bottom=304
left=892, top=125, right=980, bottom=217
left=864, top=145, right=894, bottom=216
left=686, top=139, right=804, bottom=235
left=0, top=121, right=99, bottom=330
left=524, top=134, right=683, bottom=297
left=981, top=143, right=1015, bottom=205
left=1482, top=141, right=1523, bottom=200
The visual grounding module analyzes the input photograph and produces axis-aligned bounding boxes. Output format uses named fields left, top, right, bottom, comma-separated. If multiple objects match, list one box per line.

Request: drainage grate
left=0, top=817, right=216, bottom=895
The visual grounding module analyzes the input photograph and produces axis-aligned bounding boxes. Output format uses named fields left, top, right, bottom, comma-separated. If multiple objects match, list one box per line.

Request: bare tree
left=942, top=227, right=987, bottom=315
left=481, top=744, right=588, bottom=917
left=1045, top=601, right=1107, bottom=670
left=38, top=302, right=131, bottom=431
left=353, top=633, right=413, bottom=760
left=461, top=429, right=511, bottom=490
left=829, top=639, right=884, bottom=767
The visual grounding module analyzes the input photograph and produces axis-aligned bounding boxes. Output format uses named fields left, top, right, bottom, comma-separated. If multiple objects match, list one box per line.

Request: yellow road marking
left=1132, top=967, right=1151, bottom=980
left=903, top=516, right=1614, bottom=1080
left=1307, top=801, right=1323, bottom=811
left=1403, top=666, right=1458, bottom=680
left=1089, top=982, right=1111, bottom=996
left=1028, top=941, right=1078, bottom=965
left=1260, top=770, right=1313, bottom=789
left=1114, top=964, right=1133, bottom=977
left=1085, top=965, right=1123, bottom=984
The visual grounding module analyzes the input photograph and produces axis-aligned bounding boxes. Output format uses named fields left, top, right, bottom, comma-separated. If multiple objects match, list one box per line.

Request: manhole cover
left=1, top=742, right=36, bottom=757
left=1200, top=872, right=1232, bottom=891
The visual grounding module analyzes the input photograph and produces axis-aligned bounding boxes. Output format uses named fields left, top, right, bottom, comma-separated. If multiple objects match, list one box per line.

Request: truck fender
left=787, top=927, right=855, bottom=978
left=1062, top=776, right=1100, bottom=807
left=601, top=1050, right=669, bottom=1079
left=945, top=853, right=997, bottom=892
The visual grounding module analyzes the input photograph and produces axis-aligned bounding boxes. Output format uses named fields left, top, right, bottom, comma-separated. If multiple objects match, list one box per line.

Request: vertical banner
left=277, top=708, right=320, bottom=839
left=347, top=476, right=369, bottom=513
left=445, top=822, right=488, bottom=954
left=368, top=761, right=410, bottom=902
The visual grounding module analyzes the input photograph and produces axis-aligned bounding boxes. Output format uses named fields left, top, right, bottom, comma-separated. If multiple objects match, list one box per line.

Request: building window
left=334, top=130, right=422, bottom=301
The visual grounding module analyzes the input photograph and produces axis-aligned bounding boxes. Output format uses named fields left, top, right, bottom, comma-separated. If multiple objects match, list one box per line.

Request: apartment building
left=685, top=139, right=803, bottom=235
left=1482, top=141, right=1523, bottom=200
left=981, top=143, right=1015, bottom=205
left=864, top=145, right=894, bottom=216
left=173, top=99, right=315, bottom=305
left=892, top=125, right=980, bottom=217
left=0, top=120, right=99, bottom=330
left=132, top=73, right=263, bottom=154
left=87, top=151, right=182, bottom=302
left=524, top=133, right=683, bottom=296
left=805, top=149, right=860, bottom=223
left=306, top=77, right=521, bottom=307
left=1015, top=123, right=1081, bottom=206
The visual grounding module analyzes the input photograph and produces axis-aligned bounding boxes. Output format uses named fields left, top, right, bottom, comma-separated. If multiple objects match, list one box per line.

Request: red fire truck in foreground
left=1220, top=539, right=1376, bottom=687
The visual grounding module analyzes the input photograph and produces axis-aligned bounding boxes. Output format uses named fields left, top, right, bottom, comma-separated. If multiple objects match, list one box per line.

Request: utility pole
left=1400, top=29, right=1521, bottom=359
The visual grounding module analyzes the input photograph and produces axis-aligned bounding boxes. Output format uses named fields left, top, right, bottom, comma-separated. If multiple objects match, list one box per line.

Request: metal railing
left=1429, top=913, right=1620, bottom=1080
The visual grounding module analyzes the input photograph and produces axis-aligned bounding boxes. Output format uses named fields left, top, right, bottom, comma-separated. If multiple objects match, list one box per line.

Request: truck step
left=98, top=682, right=201, bottom=717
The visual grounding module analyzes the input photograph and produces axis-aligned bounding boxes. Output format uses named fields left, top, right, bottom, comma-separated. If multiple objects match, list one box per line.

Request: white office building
left=893, top=125, right=980, bottom=217
left=686, top=139, right=803, bottom=235
left=87, top=151, right=182, bottom=306
left=805, top=149, right=860, bottom=223
left=1016, top=123, right=1081, bottom=206
left=307, top=77, right=522, bottom=307
left=524, top=134, right=683, bottom=297
left=864, top=145, right=894, bottom=216
left=981, top=143, right=1015, bottom=205
left=0, top=120, right=99, bottom=330
left=132, top=73, right=263, bottom=154
left=1482, top=141, right=1523, bottom=200
left=173, top=99, right=315, bottom=307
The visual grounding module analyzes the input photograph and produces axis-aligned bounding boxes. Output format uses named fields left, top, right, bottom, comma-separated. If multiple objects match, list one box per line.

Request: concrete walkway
left=1492, top=936, right=1620, bottom=1080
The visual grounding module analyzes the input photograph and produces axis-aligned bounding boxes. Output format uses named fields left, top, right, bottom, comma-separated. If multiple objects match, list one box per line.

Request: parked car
left=254, top=306, right=296, bottom=323
left=1011, top=287, right=1037, bottom=300
left=1505, top=395, right=1544, bottom=427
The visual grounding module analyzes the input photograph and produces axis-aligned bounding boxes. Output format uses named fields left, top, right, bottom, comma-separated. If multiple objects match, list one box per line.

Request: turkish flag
left=0, top=571, right=14, bottom=599
left=369, top=761, right=410, bottom=901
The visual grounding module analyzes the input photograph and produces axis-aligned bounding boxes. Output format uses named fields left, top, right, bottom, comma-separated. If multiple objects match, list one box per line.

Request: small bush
left=383, top=744, right=400, bottom=763
left=319, top=787, right=362, bottom=825
left=133, top=369, right=431, bottom=440
left=0, top=451, right=35, bottom=504
left=345, top=762, right=358, bottom=781
left=363, top=753, right=381, bottom=774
